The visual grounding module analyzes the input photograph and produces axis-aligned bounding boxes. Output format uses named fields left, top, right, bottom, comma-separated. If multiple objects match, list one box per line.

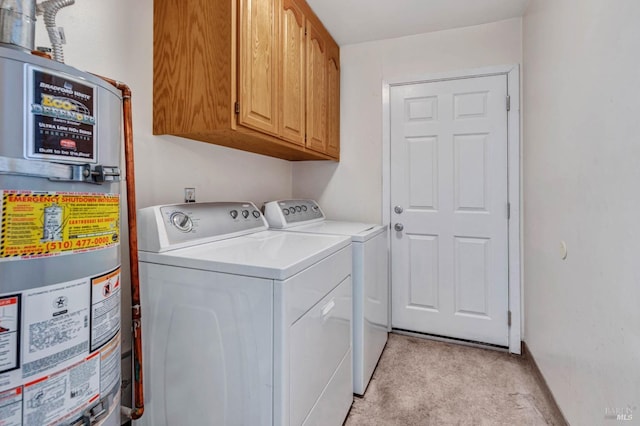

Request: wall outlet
left=184, top=187, right=196, bottom=203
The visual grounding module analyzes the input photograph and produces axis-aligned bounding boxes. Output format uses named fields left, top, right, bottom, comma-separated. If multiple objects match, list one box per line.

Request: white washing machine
left=134, top=202, right=353, bottom=426
left=263, top=200, right=389, bottom=396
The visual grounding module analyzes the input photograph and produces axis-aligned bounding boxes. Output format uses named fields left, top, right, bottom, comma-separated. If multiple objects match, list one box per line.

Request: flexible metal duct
left=37, top=0, right=74, bottom=62
left=0, top=0, right=36, bottom=50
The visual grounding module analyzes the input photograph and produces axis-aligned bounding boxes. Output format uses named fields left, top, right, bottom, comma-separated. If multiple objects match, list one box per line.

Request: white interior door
left=390, top=75, right=509, bottom=346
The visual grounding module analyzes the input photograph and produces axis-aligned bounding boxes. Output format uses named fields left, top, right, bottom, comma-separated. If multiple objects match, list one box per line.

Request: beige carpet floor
left=344, top=333, right=566, bottom=426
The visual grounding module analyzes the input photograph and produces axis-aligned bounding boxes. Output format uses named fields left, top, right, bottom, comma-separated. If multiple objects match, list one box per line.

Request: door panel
left=239, top=0, right=279, bottom=135
left=407, top=136, right=438, bottom=209
left=390, top=74, right=509, bottom=346
left=454, top=133, right=488, bottom=211
left=305, top=21, right=327, bottom=153
left=326, top=47, right=340, bottom=158
left=408, top=235, right=439, bottom=310
left=280, top=0, right=305, bottom=145
left=454, top=236, right=490, bottom=317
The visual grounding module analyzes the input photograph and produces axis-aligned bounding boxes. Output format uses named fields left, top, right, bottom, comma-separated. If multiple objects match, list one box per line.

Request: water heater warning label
left=0, top=191, right=120, bottom=261
left=90, top=268, right=121, bottom=351
left=0, top=296, right=20, bottom=374
left=0, top=387, right=22, bottom=426
left=23, top=352, right=100, bottom=425
left=21, top=279, right=90, bottom=380
left=0, top=269, right=121, bottom=425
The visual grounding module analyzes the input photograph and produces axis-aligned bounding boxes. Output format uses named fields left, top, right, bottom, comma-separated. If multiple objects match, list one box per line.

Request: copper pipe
left=94, top=74, right=144, bottom=420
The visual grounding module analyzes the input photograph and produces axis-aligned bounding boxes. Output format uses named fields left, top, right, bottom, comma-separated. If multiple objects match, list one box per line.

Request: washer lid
left=283, top=220, right=386, bottom=242
left=138, top=230, right=351, bottom=280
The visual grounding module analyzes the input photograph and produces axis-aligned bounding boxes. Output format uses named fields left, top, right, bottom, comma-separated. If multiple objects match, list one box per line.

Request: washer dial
left=170, top=212, right=193, bottom=232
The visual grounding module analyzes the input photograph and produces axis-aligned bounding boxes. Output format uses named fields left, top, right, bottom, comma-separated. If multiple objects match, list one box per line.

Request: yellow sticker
left=0, top=191, right=120, bottom=260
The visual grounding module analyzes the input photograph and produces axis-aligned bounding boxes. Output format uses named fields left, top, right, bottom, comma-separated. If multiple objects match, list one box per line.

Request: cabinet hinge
left=234, top=102, right=240, bottom=114
left=508, top=310, right=512, bottom=327
left=507, top=202, right=511, bottom=219
left=506, top=95, right=511, bottom=111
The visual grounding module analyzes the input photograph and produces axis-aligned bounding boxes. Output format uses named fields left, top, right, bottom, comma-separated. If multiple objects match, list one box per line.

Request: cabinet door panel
left=239, top=0, right=279, bottom=135
left=326, top=45, right=340, bottom=158
left=280, top=0, right=306, bottom=146
left=305, top=21, right=327, bottom=153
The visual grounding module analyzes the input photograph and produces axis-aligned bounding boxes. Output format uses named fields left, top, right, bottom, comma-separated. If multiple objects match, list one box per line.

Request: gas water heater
left=0, top=22, right=123, bottom=426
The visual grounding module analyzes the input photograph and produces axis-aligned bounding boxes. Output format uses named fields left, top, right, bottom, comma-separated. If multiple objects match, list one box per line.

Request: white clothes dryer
left=263, top=200, right=389, bottom=396
left=135, top=202, right=353, bottom=426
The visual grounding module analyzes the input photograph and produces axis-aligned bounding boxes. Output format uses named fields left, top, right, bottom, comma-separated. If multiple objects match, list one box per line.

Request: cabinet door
left=326, top=44, right=340, bottom=158
left=305, top=20, right=327, bottom=153
left=239, top=0, right=279, bottom=135
left=279, top=0, right=306, bottom=146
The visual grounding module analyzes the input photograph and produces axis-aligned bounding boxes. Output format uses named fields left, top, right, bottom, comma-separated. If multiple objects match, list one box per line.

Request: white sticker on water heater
left=22, top=351, right=100, bottom=425
left=98, top=333, right=121, bottom=396
left=0, top=267, right=121, bottom=426
left=0, top=387, right=22, bottom=426
left=21, top=278, right=90, bottom=380
left=90, top=268, right=121, bottom=352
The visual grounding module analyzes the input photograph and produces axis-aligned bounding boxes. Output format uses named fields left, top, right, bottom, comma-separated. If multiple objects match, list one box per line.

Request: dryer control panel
left=263, top=199, right=325, bottom=229
left=138, top=201, right=268, bottom=252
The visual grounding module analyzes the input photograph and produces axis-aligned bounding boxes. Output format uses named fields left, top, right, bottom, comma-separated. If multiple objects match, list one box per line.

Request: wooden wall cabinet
left=154, top=0, right=340, bottom=161
left=326, top=43, right=340, bottom=158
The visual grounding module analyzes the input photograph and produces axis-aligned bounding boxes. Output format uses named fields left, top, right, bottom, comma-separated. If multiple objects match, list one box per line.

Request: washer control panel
left=137, top=201, right=268, bottom=252
left=263, top=199, right=325, bottom=229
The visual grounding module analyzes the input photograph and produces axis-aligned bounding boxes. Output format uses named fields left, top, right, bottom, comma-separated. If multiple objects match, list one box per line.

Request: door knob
left=394, top=223, right=404, bottom=232
left=394, top=206, right=403, bottom=214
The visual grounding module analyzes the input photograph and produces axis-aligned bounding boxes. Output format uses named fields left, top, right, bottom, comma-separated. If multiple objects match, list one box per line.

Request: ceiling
left=305, top=0, right=529, bottom=46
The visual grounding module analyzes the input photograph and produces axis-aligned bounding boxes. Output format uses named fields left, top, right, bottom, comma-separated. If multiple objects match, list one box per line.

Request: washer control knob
left=252, top=210, right=260, bottom=218
left=283, top=208, right=290, bottom=215
left=230, top=210, right=238, bottom=219
left=242, top=210, right=250, bottom=218
left=170, top=212, right=193, bottom=232
left=296, top=206, right=302, bottom=212
left=302, top=205, right=308, bottom=211
left=312, top=205, right=319, bottom=211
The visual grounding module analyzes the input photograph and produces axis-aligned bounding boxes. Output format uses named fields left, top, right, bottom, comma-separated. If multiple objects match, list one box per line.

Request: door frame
left=382, top=64, right=521, bottom=354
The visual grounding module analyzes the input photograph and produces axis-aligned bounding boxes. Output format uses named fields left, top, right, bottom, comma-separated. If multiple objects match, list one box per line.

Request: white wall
left=523, top=0, right=640, bottom=423
left=292, top=18, right=522, bottom=224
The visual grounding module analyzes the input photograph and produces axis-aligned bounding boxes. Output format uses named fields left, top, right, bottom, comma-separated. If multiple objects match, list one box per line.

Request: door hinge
left=506, top=95, right=511, bottom=111
left=234, top=102, right=240, bottom=114
left=508, top=310, right=512, bottom=327
left=507, top=202, right=511, bottom=219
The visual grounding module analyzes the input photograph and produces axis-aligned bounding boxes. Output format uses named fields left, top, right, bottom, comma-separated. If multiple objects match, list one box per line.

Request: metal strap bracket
left=0, top=155, right=120, bottom=184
